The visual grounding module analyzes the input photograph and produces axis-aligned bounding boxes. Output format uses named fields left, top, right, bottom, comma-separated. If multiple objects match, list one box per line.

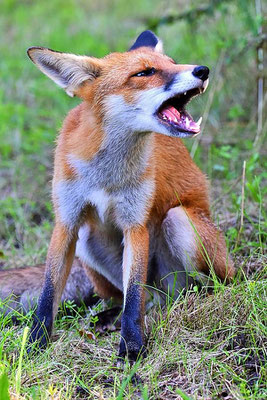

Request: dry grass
left=2, top=273, right=266, bottom=399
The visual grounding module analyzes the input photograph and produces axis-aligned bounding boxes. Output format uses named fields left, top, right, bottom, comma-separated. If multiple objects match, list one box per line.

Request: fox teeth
left=196, top=116, right=203, bottom=126
left=203, top=79, right=209, bottom=92
left=185, top=117, right=190, bottom=128
left=162, top=115, right=167, bottom=120
left=184, top=92, right=187, bottom=96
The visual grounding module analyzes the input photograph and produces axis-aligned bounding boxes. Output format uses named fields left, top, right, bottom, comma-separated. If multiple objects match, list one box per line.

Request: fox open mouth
left=157, top=88, right=202, bottom=135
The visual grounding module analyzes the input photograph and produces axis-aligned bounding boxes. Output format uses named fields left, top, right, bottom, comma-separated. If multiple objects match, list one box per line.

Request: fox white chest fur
left=54, top=124, right=155, bottom=229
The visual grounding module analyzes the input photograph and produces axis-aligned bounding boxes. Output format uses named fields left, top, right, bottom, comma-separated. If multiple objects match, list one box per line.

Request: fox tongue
left=161, top=106, right=180, bottom=122
left=160, top=104, right=201, bottom=133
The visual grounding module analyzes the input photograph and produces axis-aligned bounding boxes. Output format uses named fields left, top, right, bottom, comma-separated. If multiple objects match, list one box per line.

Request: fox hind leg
left=82, top=265, right=123, bottom=301
left=156, top=206, right=235, bottom=297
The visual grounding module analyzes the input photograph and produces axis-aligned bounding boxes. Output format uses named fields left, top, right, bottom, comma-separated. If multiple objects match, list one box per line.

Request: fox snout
left=192, top=65, right=209, bottom=82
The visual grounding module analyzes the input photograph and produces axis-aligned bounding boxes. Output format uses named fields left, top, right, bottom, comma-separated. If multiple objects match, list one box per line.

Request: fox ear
left=129, top=30, right=163, bottom=53
left=27, top=47, right=102, bottom=97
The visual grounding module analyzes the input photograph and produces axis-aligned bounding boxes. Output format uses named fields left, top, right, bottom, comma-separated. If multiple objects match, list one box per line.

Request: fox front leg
left=28, top=222, right=77, bottom=349
left=119, top=226, right=149, bottom=362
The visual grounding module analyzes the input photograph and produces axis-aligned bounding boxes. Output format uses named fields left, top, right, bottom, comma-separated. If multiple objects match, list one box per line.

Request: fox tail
left=0, top=258, right=95, bottom=316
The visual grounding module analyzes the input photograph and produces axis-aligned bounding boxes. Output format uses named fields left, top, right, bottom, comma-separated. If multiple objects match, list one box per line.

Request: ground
left=0, top=0, right=266, bottom=399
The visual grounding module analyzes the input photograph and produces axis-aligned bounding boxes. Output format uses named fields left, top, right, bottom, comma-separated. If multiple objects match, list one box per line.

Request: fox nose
left=192, top=65, right=209, bottom=81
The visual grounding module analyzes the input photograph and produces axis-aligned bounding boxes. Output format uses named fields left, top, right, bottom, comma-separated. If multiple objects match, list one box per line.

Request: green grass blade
left=0, top=372, right=10, bottom=400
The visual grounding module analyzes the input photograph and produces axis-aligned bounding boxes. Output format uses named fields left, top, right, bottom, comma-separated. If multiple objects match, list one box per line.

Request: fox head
left=28, top=30, right=209, bottom=138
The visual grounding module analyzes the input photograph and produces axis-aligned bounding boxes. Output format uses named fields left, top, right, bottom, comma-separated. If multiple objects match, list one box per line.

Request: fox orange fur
left=24, top=31, right=235, bottom=360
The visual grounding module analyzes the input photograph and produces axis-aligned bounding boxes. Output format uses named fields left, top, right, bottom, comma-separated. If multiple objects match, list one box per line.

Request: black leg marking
left=28, top=273, right=54, bottom=351
left=92, top=306, right=122, bottom=333
left=119, top=284, right=146, bottom=362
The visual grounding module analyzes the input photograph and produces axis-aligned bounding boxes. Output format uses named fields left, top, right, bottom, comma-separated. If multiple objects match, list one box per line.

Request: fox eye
left=132, top=67, right=156, bottom=77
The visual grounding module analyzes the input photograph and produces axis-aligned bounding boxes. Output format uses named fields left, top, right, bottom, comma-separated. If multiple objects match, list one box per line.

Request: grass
left=0, top=0, right=266, bottom=398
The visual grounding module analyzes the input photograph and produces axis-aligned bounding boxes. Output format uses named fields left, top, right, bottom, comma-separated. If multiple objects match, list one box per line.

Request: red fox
left=24, top=30, right=234, bottom=360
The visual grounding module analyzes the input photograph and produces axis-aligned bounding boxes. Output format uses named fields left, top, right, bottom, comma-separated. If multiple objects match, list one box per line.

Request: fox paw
left=27, top=321, right=51, bottom=353
left=118, top=339, right=147, bottom=364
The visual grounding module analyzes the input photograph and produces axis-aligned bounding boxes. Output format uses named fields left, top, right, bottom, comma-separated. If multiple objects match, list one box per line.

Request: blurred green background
left=0, top=0, right=266, bottom=266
